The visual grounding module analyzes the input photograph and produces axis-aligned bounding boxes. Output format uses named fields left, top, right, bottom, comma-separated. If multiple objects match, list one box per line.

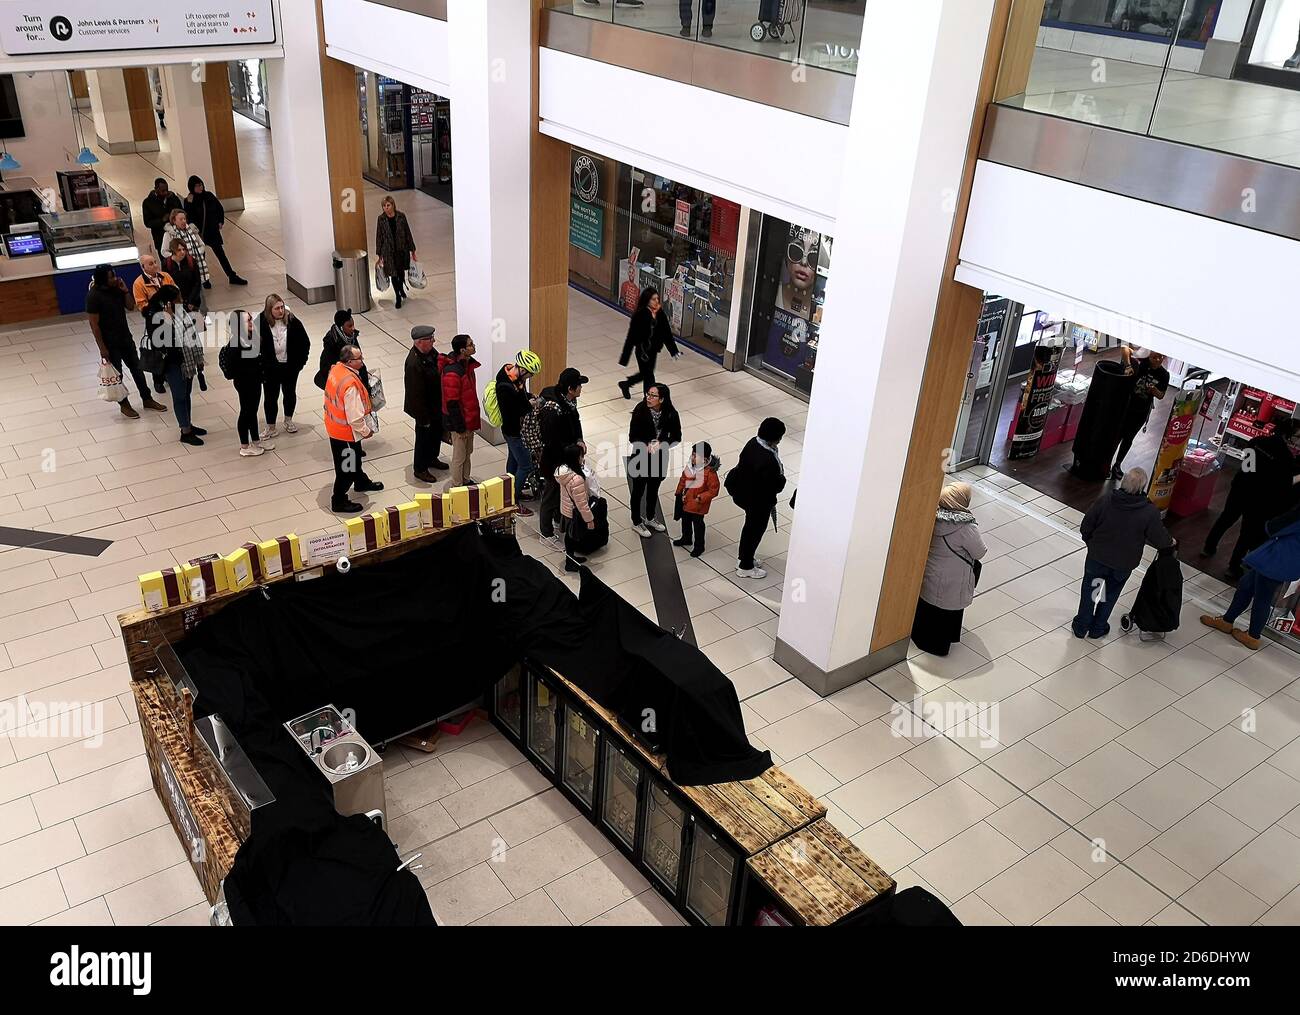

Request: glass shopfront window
left=228, top=59, right=269, bottom=127
left=742, top=214, right=833, bottom=398
left=567, top=146, right=739, bottom=360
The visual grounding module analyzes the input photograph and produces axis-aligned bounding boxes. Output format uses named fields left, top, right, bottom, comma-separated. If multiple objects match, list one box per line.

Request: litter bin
left=332, top=249, right=371, bottom=315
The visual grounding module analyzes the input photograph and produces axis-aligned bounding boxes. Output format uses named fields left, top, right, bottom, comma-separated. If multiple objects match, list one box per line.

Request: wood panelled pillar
left=68, top=70, right=90, bottom=108
left=530, top=0, right=570, bottom=385
left=869, top=0, right=1015, bottom=653
left=199, top=62, right=244, bottom=209
left=123, top=68, right=159, bottom=149
left=315, top=0, right=367, bottom=253
left=994, top=0, right=1046, bottom=101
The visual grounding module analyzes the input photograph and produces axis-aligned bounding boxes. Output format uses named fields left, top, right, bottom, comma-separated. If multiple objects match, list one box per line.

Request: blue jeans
left=504, top=433, right=533, bottom=493
left=1073, top=556, right=1131, bottom=638
left=1224, top=569, right=1284, bottom=639
left=164, top=361, right=193, bottom=431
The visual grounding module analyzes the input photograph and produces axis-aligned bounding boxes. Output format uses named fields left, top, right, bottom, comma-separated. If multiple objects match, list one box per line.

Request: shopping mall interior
left=0, top=0, right=1298, bottom=947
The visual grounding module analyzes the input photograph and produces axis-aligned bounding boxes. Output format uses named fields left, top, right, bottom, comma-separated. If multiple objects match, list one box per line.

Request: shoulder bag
left=942, top=535, right=982, bottom=587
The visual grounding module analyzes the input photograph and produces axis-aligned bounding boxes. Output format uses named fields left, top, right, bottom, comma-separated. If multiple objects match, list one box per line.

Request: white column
left=85, top=70, right=135, bottom=155
left=265, top=8, right=340, bottom=302
left=447, top=0, right=533, bottom=423
left=160, top=65, right=215, bottom=190
left=774, top=0, right=996, bottom=694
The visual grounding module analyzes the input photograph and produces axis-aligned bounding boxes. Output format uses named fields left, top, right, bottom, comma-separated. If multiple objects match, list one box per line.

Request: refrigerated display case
left=494, top=665, right=522, bottom=739
left=686, top=818, right=739, bottom=926
left=641, top=779, right=686, bottom=895
left=562, top=706, right=599, bottom=810
left=526, top=669, right=558, bottom=774
left=600, top=740, right=642, bottom=851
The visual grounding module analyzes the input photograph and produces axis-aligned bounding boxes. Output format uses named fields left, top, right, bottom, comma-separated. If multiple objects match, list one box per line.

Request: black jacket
left=142, top=190, right=182, bottom=232
left=619, top=308, right=679, bottom=367
left=184, top=189, right=226, bottom=245
left=539, top=385, right=583, bottom=476
left=258, top=313, right=310, bottom=372
left=404, top=347, right=442, bottom=426
left=727, top=438, right=786, bottom=513
left=162, top=255, right=202, bottom=311
left=628, top=400, right=682, bottom=480
left=1236, top=432, right=1300, bottom=503
left=1081, top=489, right=1173, bottom=572
left=494, top=366, right=534, bottom=438
left=314, top=324, right=367, bottom=389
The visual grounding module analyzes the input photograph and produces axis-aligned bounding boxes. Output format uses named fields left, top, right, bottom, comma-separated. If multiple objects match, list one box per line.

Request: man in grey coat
left=1073, top=468, right=1173, bottom=639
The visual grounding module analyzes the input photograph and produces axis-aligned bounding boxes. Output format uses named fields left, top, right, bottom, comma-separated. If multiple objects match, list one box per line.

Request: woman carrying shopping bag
left=375, top=195, right=418, bottom=309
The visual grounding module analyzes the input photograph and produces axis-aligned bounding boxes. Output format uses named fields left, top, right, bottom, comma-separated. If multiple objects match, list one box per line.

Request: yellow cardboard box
left=182, top=554, right=230, bottom=602
left=447, top=485, right=482, bottom=524
left=224, top=547, right=255, bottom=591
left=415, top=492, right=450, bottom=529
left=385, top=501, right=423, bottom=542
left=478, top=475, right=515, bottom=516
left=346, top=511, right=389, bottom=554
left=258, top=534, right=304, bottom=579
left=139, top=567, right=188, bottom=612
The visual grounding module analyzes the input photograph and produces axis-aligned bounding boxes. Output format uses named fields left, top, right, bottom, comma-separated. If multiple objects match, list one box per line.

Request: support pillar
left=994, top=0, right=1046, bottom=101
left=774, top=0, right=1003, bottom=696
left=447, top=0, right=535, bottom=409
left=530, top=0, right=570, bottom=382
left=200, top=63, right=244, bottom=211
left=122, top=68, right=160, bottom=153
left=160, top=65, right=215, bottom=191
left=85, top=70, right=137, bottom=155
left=266, top=0, right=355, bottom=303
left=315, top=0, right=367, bottom=253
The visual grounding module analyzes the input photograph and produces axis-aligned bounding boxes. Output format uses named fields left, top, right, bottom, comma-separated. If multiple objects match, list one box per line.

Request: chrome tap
left=309, top=726, right=333, bottom=755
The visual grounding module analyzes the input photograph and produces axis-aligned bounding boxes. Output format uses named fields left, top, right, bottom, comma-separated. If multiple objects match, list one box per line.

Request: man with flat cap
left=404, top=324, right=448, bottom=482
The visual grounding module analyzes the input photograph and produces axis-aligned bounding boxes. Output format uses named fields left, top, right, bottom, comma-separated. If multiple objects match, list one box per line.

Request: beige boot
left=1199, top=615, right=1234, bottom=634
left=1231, top=629, right=1262, bottom=651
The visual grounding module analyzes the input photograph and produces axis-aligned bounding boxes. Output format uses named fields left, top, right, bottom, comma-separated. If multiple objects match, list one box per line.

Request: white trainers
left=736, top=566, right=768, bottom=579
left=633, top=523, right=653, bottom=539
left=539, top=534, right=563, bottom=552
left=261, top=425, right=278, bottom=439
left=239, top=445, right=265, bottom=457
left=647, top=519, right=667, bottom=533
left=285, top=419, right=298, bottom=434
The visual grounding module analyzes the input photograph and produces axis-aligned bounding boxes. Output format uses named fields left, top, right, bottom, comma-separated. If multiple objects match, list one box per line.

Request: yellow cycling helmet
left=515, top=349, right=542, bottom=375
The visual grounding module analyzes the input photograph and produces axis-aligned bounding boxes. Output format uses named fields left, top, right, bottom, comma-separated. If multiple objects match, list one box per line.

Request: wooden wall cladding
left=0, top=276, right=62, bottom=324
left=123, top=68, right=159, bottom=144
left=200, top=62, right=244, bottom=202
left=315, top=0, right=368, bottom=253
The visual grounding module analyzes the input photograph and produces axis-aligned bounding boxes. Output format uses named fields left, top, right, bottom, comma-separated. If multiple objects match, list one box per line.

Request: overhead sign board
left=1, top=2, right=277, bottom=55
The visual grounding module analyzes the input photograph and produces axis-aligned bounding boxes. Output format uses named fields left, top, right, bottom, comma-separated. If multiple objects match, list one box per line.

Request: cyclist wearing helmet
left=496, top=349, right=541, bottom=515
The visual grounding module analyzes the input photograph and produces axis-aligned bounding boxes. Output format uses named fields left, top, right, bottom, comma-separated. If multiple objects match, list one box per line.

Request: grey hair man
left=1073, top=466, right=1173, bottom=639
left=324, top=344, right=384, bottom=513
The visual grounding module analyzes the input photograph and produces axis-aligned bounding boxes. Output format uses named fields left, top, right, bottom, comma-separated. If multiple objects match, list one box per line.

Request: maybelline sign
left=1, top=2, right=276, bottom=55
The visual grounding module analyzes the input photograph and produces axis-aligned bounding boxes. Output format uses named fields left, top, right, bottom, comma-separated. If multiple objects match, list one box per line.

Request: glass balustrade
left=547, top=0, right=865, bottom=76
left=999, top=0, right=1300, bottom=171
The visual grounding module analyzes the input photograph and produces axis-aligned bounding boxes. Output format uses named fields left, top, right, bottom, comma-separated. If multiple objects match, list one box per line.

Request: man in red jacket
left=440, top=334, right=481, bottom=487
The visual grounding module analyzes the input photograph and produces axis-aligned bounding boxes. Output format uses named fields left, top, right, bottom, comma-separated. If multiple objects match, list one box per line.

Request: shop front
left=357, top=71, right=453, bottom=204
left=951, top=293, right=1300, bottom=651
left=1235, top=0, right=1300, bottom=86
left=567, top=146, right=739, bottom=361
left=228, top=59, right=270, bottom=127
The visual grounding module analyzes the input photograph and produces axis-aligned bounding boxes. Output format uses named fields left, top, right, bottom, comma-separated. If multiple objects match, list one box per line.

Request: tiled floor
left=1007, top=46, right=1300, bottom=170
left=0, top=114, right=806, bottom=926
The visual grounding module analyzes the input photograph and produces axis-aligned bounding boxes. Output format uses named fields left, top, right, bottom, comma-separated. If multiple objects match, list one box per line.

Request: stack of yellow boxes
left=346, top=511, right=390, bottom=554
left=385, top=501, right=424, bottom=543
left=415, top=492, right=450, bottom=529
left=258, top=534, right=304, bottom=579
left=446, top=475, right=516, bottom=524
left=139, top=566, right=188, bottom=611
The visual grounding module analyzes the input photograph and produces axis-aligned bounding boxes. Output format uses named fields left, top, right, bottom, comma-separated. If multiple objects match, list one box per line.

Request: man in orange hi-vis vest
left=324, top=345, right=385, bottom=513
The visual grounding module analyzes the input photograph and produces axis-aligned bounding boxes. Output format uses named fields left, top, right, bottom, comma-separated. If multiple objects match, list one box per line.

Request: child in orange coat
left=673, top=441, right=721, bottom=558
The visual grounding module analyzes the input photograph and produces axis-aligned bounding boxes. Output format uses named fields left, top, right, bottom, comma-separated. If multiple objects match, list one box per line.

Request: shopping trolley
left=751, top=0, right=803, bottom=43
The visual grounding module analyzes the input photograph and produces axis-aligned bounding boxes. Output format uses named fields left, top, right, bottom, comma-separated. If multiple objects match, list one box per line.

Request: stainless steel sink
left=322, top=741, right=370, bottom=774
left=285, top=705, right=386, bottom=829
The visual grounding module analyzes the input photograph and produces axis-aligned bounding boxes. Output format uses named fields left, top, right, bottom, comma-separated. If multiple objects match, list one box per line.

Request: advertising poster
left=1149, top=387, right=1205, bottom=511
left=709, top=197, right=741, bottom=256
left=1008, top=343, right=1064, bottom=460
left=764, top=308, right=813, bottom=379
left=674, top=199, right=691, bottom=236
left=775, top=224, right=819, bottom=321
left=619, top=246, right=641, bottom=311
left=569, top=151, right=604, bottom=258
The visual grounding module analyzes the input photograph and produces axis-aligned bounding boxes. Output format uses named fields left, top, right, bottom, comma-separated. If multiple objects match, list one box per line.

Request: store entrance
left=952, top=294, right=1300, bottom=646
left=356, top=71, right=453, bottom=205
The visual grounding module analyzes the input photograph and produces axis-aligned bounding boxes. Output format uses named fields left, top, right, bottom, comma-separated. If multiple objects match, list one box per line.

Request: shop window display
left=1042, top=0, right=1221, bottom=45
left=228, top=59, right=269, bottom=127
left=743, top=215, right=833, bottom=397
left=562, top=708, right=599, bottom=808
left=567, top=147, right=738, bottom=360
left=599, top=741, right=641, bottom=850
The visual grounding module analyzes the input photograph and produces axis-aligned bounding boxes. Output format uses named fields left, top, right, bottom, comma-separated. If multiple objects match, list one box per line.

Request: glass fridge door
left=562, top=708, right=599, bottom=809
left=641, top=779, right=685, bottom=895
left=494, top=665, right=522, bottom=739
left=686, top=822, right=736, bottom=927
left=599, top=741, right=641, bottom=850
left=527, top=671, right=558, bottom=773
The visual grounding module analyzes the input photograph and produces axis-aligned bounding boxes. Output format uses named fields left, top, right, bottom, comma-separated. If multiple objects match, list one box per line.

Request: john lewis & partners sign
left=1, top=2, right=276, bottom=55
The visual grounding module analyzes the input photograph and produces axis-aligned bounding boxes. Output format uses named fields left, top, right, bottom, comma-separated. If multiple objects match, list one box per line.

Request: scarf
left=756, top=436, right=785, bottom=475
left=936, top=507, right=976, bottom=525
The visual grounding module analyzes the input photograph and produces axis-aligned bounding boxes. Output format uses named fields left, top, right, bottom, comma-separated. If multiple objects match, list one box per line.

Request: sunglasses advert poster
left=764, top=224, right=826, bottom=379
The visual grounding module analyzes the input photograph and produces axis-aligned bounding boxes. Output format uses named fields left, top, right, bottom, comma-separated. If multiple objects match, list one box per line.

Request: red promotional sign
left=674, top=199, right=690, bottom=236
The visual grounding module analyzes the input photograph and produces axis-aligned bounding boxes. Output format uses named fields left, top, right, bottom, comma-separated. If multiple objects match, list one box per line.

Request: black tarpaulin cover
left=178, top=525, right=767, bottom=924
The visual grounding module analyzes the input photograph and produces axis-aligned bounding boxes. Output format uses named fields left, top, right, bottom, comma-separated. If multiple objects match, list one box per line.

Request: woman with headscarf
left=912, top=482, right=988, bottom=656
